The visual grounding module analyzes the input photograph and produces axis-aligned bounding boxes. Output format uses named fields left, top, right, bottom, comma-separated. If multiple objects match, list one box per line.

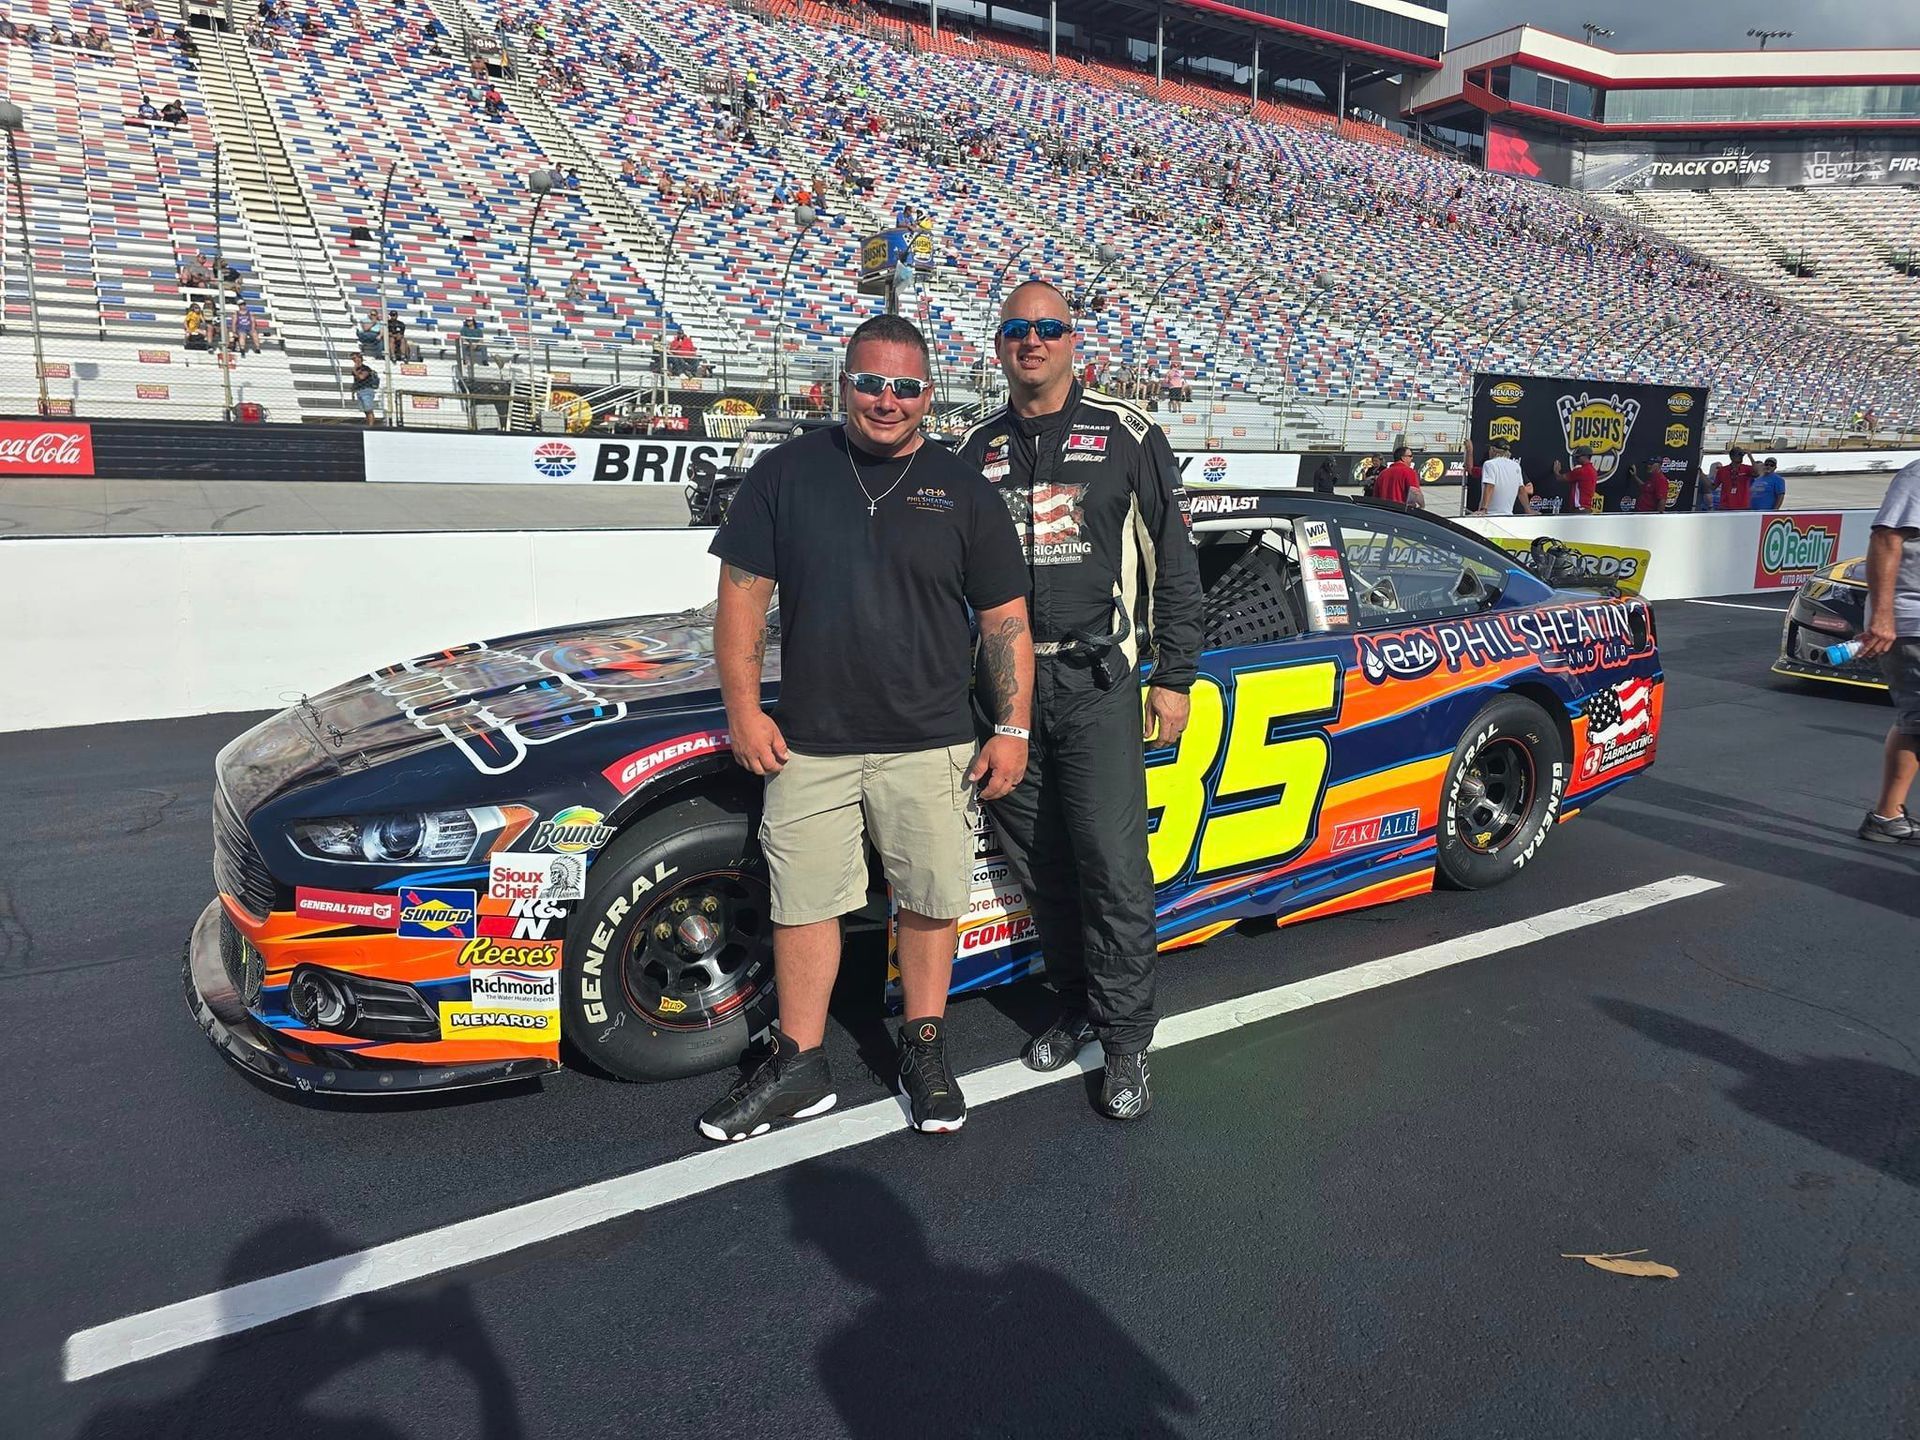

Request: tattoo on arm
left=749, top=624, right=768, bottom=670
left=726, top=563, right=764, bottom=590
left=981, top=615, right=1026, bottom=724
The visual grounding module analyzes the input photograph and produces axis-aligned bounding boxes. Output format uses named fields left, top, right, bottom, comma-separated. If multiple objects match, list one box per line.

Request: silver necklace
left=846, top=435, right=919, bottom=516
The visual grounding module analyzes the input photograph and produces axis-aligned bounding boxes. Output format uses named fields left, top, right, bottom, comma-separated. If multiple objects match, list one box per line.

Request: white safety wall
left=0, top=508, right=1881, bottom=732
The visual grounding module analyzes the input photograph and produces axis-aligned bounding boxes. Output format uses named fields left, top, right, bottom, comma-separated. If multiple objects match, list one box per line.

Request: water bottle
left=1821, top=639, right=1863, bottom=666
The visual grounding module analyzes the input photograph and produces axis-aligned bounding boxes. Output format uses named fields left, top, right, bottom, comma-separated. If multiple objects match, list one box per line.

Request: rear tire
left=562, top=791, right=775, bottom=1082
left=1435, top=695, right=1566, bottom=890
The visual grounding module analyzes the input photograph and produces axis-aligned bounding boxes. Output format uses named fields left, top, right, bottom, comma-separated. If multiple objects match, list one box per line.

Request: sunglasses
left=843, top=371, right=929, bottom=399
left=997, top=318, right=1073, bottom=342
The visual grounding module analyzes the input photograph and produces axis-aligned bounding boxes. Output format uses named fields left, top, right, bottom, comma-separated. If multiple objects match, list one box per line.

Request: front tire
left=1435, top=695, right=1566, bottom=890
left=563, top=791, right=775, bottom=1082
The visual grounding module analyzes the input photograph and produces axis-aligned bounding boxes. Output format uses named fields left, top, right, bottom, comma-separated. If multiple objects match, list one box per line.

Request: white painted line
left=1684, top=599, right=1790, bottom=613
left=63, top=873, right=1722, bottom=1383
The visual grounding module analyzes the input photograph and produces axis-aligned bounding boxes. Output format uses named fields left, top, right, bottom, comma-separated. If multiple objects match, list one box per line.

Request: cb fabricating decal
left=1579, top=678, right=1655, bottom=780
left=1755, top=513, right=1842, bottom=589
left=1555, top=392, right=1641, bottom=479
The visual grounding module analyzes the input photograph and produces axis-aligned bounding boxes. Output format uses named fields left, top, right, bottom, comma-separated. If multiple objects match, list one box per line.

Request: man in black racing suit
left=957, top=280, right=1202, bottom=1120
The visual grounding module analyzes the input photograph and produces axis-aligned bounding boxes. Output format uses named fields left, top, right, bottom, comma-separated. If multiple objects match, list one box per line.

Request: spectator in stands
left=159, top=99, right=188, bottom=127
left=82, top=24, right=110, bottom=51
left=1749, top=457, right=1785, bottom=510
left=565, top=268, right=589, bottom=304
left=355, top=311, right=384, bottom=358
left=668, top=331, right=698, bottom=377
left=350, top=354, right=381, bottom=424
left=229, top=306, right=262, bottom=355
left=806, top=377, right=826, bottom=415
left=482, top=85, right=505, bottom=119
left=1374, top=445, right=1423, bottom=508
left=134, top=96, right=160, bottom=124
left=1163, top=359, right=1186, bottom=413
left=1714, top=445, right=1754, bottom=511
left=386, top=310, right=419, bottom=363
left=563, top=167, right=581, bottom=191
left=172, top=24, right=198, bottom=62
left=0, top=17, right=15, bottom=40
left=1567, top=447, right=1599, bottom=514
left=183, top=301, right=209, bottom=351
left=458, top=314, right=488, bottom=369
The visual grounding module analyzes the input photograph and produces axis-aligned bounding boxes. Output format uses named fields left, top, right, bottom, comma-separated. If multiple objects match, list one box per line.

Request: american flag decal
left=1031, top=482, right=1087, bottom=545
left=1586, top=679, right=1651, bottom=743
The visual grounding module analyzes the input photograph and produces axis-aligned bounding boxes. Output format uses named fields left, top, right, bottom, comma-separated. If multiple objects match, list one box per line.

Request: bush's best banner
left=1471, top=373, right=1709, bottom=498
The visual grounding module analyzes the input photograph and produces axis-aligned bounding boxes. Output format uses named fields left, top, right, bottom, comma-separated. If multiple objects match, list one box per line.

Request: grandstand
left=0, top=0, right=1913, bottom=446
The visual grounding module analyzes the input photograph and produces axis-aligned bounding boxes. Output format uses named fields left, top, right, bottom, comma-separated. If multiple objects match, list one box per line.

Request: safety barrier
left=0, top=507, right=1883, bottom=733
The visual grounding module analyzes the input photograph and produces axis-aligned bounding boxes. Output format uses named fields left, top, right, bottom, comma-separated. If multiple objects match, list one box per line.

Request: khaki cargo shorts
left=759, top=743, right=978, bottom=924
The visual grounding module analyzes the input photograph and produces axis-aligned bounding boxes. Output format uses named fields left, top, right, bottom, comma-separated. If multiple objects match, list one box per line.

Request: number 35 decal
left=1146, top=658, right=1342, bottom=886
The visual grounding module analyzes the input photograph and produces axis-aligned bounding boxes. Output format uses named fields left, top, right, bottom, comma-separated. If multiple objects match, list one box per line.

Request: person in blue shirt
left=1749, top=457, right=1785, bottom=510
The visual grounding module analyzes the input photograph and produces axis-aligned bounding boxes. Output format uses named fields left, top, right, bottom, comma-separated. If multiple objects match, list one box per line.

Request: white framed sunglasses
left=842, top=371, right=929, bottom=399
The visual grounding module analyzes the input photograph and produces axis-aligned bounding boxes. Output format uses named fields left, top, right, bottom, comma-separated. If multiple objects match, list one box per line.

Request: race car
left=1772, top=557, right=1888, bottom=692
left=189, top=493, right=1664, bottom=1096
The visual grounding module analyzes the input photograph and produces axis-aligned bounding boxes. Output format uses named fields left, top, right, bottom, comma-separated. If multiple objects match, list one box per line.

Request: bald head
left=999, top=279, right=1070, bottom=324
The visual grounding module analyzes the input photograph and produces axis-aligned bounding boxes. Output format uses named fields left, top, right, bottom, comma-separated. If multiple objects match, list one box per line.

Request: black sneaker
left=896, top=1017, right=967, bottom=1133
left=1021, top=1009, right=1098, bottom=1072
left=697, top=1030, right=836, bottom=1143
left=1100, top=1049, right=1152, bottom=1121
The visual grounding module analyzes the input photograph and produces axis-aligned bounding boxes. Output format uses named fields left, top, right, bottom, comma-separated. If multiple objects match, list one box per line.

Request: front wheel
left=562, top=791, right=775, bottom=1082
left=1435, top=695, right=1566, bottom=890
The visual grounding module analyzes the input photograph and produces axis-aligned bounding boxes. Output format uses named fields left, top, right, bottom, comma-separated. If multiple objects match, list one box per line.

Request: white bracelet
left=992, top=724, right=1031, bottom=741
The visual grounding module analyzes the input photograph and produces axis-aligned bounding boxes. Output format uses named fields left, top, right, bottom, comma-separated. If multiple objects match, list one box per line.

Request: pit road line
left=1684, top=599, right=1791, bottom=612
left=63, top=873, right=1723, bottom=1382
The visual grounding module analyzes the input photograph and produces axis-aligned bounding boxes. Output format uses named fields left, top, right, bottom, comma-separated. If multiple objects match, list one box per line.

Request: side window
left=1197, top=526, right=1307, bottom=648
left=1335, top=515, right=1506, bottom=627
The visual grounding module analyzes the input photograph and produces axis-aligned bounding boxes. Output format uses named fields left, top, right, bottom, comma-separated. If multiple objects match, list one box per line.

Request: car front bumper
left=185, top=900, right=559, bottom=1095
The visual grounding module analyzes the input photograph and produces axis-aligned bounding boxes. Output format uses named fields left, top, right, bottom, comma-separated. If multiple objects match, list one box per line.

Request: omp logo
left=532, top=441, right=577, bottom=479
left=1755, top=514, right=1841, bottom=588
left=1664, top=423, right=1690, bottom=449
left=1357, top=630, right=1442, bottom=685
left=1488, top=416, right=1522, bottom=446
left=1555, top=392, right=1641, bottom=479
left=1490, top=382, right=1524, bottom=406
left=1666, top=392, right=1695, bottom=415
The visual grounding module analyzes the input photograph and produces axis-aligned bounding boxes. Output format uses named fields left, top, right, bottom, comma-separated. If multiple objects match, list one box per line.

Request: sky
left=1447, top=0, right=1918, bottom=52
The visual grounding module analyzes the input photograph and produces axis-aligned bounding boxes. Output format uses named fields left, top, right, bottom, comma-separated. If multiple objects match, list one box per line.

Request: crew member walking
left=958, top=281, right=1203, bottom=1120
left=699, top=315, right=1033, bottom=1141
left=1857, top=456, right=1920, bottom=845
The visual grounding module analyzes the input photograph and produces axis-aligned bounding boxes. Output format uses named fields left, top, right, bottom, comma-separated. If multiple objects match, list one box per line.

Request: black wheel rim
left=1454, top=737, right=1536, bottom=855
left=619, top=867, right=771, bottom=1030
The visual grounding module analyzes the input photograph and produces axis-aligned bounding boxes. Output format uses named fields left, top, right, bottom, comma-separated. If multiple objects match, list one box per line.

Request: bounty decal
left=1555, top=392, right=1641, bottom=478
left=530, top=804, right=615, bottom=853
left=1357, top=602, right=1648, bottom=685
left=488, top=852, right=587, bottom=902
left=1754, top=513, right=1841, bottom=589
left=1578, top=678, right=1655, bottom=780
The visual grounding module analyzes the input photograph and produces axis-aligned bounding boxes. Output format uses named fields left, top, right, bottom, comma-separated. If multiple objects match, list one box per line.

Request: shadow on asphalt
left=1596, top=1000, right=1920, bottom=1189
left=787, top=1165, right=1196, bottom=1437
left=72, top=1219, right=526, bottom=1440
left=1593, top=775, right=1920, bottom=923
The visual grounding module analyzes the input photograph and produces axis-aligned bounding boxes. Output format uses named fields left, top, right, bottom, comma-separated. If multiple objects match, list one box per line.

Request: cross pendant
left=867, top=501, right=878, bottom=516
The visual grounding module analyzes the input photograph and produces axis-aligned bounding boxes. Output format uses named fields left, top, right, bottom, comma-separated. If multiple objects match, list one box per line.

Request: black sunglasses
left=843, top=371, right=929, bottom=399
left=998, top=318, right=1073, bottom=342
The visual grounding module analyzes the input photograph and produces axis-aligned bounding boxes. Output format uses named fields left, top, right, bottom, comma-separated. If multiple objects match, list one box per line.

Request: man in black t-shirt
left=699, top=314, right=1033, bottom=1144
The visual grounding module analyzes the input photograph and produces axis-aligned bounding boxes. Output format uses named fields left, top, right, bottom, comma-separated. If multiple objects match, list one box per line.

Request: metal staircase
left=199, top=26, right=359, bottom=418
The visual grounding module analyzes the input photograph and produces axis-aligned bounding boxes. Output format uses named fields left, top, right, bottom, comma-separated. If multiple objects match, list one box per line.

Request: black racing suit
left=957, top=384, right=1203, bottom=1054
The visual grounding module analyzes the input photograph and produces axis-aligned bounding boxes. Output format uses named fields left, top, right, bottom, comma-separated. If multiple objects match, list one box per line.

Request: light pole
left=770, top=203, right=818, bottom=418
left=1458, top=292, right=1528, bottom=514
left=979, top=243, right=1030, bottom=402
left=1747, top=27, right=1792, bottom=48
left=375, top=157, right=398, bottom=426
left=1071, top=240, right=1121, bottom=315
left=209, top=141, right=234, bottom=421
left=518, top=168, right=556, bottom=432
left=657, top=196, right=697, bottom=418
left=0, top=102, right=49, bottom=417
left=1581, top=22, right=1615, bottom=44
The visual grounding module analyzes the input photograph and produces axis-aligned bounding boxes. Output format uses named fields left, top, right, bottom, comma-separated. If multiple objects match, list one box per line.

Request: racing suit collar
left=1008, top=381, right=1083, bottom=439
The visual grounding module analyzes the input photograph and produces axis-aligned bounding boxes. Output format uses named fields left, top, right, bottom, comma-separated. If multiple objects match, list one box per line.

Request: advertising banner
left=0, top=421, right=95, bottom=475
left=1562, top=135, right=1920, bottom=193
left=1470, top=373, right=1708, bottom=501
left=1485, top=536, right=1652, bottom=594
left=1753, top=511, right=1845, bottom=589
left=1174, top=451, right=1302, bottom=488
left=365, top=432, right=728, bottom=486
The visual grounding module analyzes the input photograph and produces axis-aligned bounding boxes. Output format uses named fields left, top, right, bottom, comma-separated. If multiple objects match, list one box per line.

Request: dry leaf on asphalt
left=1559, top=1249, right=1680, bottom=1279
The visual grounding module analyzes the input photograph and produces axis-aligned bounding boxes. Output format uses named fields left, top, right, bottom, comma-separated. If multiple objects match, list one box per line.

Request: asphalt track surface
left=3, top=599, right=1918, bottom=1438
left=0, top=470, right=1898, bottom=537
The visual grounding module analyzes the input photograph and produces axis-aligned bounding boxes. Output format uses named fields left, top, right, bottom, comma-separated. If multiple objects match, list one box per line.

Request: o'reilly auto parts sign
left=365, top=433, right=726, bottom=485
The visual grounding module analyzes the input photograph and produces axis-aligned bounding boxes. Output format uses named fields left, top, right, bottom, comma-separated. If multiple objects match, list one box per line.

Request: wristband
left=992, top=724, right=1031, bottom=741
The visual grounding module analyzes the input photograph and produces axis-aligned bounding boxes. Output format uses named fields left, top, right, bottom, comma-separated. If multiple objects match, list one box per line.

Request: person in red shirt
left=1568, top=447, right=1600, bottom=513
left=1715, top=445, right=1754, bottom=511
left=1374, top=445, right=1422, bottom=507
left=1640, top=459, right=1670, bottom=514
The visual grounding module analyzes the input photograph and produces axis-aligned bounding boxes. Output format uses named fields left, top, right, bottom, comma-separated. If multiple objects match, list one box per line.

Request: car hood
left=220, top=609, right=739, bottom=808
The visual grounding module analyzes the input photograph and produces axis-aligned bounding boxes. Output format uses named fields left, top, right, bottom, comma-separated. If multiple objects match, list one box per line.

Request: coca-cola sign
left=0, top=422, right=95, bottom=475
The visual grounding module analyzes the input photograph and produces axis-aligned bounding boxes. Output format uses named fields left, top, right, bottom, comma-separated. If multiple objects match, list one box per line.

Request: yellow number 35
left=1145, top=658, right=1341, bottom=886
